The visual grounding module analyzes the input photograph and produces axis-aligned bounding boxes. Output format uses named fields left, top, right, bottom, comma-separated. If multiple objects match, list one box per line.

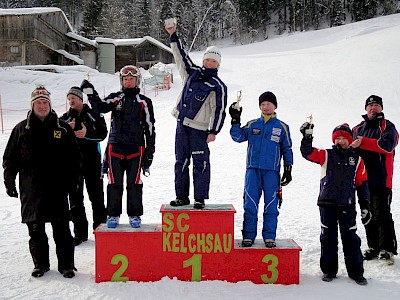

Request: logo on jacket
left=252, top=129, right=261, bottom=135
left=116, top=100, right=122, bottom=110
left=349, top=157, right=355, bottom=166
left=271, top=127, right=282, bottom=143
left=54, top=131, right=61, bottom=139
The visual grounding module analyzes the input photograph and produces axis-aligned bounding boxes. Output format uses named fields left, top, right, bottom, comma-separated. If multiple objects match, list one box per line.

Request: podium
left=94, top=204, right=302, bottom=284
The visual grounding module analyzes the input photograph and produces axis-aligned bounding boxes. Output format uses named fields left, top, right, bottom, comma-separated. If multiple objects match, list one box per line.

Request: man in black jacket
left=81, top=65, right=156, bottom=229
left=352, top=95, right=398, bottom=262
left=60, top=87, right=108, bottom=246
left=3, top=85, right=81, bottom=278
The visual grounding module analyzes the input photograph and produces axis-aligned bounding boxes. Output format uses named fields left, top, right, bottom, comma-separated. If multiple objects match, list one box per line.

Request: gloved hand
left=300, top=122, right=314, bottom=139
left=361, top=209, right=372, bottom=225
left=80, top=80, right=94, bottom=95
left=281, top=165, right=292, bottom=186
left=142, top=151, right=153, bottom=176
left=229, top=102, right=242, bottom=125
left=6, top=186, right=18, bottom=198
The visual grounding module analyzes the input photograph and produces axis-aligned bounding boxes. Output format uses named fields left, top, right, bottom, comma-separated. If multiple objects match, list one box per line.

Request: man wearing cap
left=60, top=87, right=108, bottom=245
left=352, top=95, right=398, bottom=262
left=80, top=66, right=156, bottom=229
left=3, top=85, right=81, bottom=278
left=300, top=122, right=370, bottom=285
left=229, top=91, right=293, bottom=248
left=165, top=21, right=227, bottom=209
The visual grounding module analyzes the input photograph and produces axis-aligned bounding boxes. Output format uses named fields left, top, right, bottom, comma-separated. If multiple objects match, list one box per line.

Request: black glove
left=281, top=165, right=292, bottom=186
left=6, top=186, right=18, bottom=198
left=229, top=102, right=242, bottom=124
left=361, top=209, right=372, bottom=225
left=80, top=80, right=94, bottom=95
left=300, top=122, right=314, bottom=139
left=142, top=151, right=153, bottom=176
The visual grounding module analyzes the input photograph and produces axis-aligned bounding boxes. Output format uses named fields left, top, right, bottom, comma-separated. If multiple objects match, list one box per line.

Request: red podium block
left=94, top=204, right=302, bottom=284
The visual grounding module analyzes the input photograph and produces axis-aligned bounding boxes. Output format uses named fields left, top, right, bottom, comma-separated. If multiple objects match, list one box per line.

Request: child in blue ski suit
left=229, top=91, right=293, bottom=248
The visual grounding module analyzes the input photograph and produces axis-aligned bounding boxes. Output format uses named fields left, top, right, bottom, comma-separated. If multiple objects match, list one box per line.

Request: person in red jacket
left=300, top=122, right=371, bottom=285
left=352, top=95, right=398, bottom=262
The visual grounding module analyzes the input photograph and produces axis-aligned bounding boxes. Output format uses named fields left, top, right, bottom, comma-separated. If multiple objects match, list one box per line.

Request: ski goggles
left=120, top=65, right=140, bottom=77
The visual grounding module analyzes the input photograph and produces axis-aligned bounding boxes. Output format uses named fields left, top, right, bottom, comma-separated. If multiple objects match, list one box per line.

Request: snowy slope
left=0, top=13, right=400, bottom=300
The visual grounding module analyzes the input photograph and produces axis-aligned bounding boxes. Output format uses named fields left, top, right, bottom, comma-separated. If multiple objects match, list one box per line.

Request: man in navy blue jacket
left=165, top=21, right=227, bottom=209
left=229, top=92, right=293, bottom=248
left=352, top=95, right=398, bottom=262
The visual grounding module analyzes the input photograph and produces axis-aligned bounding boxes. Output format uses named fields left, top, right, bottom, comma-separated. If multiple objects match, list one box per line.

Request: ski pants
left=319, top=206, right=364, bottom=278
left=69, top=151, right=106, bottom=238
left=242, top=168, right=279, bottom=241
left=105, top=144, right=144, bottom=217
left=27, top=220, right=74, bottom=271
left=174, top=124, right=210, bottom=201
left=364, top=186, right=397, bottom=254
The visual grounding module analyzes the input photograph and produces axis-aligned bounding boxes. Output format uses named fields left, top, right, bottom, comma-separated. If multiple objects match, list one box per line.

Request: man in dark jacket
left=165, top=21, right=227, bottom=209
left=3, top=85, right=81, bottom=278
left=81, top=65, right=155, bottom=229
left=60, top=86, right=108, bottom=246
left=352, top=95, right=398, bottom=262
left=300, top=122, right=371, bottom=285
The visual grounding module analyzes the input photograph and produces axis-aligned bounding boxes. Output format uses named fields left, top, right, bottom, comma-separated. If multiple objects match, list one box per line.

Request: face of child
left=259, top=101, right=276, bottom=115
left=203, top=58, right=219, bottom=69
left=122, top=75, right=137, bottom=88
left=334, top=136, right=350, bottom=149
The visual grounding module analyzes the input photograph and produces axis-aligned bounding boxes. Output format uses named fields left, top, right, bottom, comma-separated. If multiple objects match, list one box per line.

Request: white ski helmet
left=119, top=65, right=141, bottom=86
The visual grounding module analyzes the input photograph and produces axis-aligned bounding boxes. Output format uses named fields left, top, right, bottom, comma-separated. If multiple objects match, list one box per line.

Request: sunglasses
left=120, top=65, right=139, bottom=77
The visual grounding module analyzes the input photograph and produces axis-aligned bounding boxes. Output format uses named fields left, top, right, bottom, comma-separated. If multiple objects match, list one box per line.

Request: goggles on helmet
left=32, top=86, right=51, bottom=96
left=120, top=65, right=139, bottom=77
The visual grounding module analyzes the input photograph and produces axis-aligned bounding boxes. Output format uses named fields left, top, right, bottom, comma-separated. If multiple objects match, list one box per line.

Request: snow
left=1, top=13, right=400, bottom=300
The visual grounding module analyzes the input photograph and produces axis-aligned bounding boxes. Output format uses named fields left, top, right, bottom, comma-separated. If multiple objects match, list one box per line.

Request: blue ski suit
left=169, top=32, right=227, bottom=201
left=230, top=113, right=293, bottom=241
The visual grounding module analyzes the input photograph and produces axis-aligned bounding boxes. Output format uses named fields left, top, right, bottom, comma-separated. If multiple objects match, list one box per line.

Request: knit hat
left=259, top=91, right=277, bottom=108
left=365, top=95, right=383, bottom=109
left=203, top=46, right=221, bottom=66
left=332, top=123, right=353, bottom=143
left=31, top=85, right=51, bottom=108
left=67, top=86, right=83, bottom=100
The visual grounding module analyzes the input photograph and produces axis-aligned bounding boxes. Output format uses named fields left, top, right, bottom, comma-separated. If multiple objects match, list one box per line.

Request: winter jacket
left=60, top=104, right=108, bottom=158
left=300, top=138, right=369, bottom=209
left=230, top=113, right=293, bottom=171
left=352, top=112, right=398, bottom=188
left=3, top=111, right=81, bottom=223
left=88, top=87, right=155, bottom=154
left=169, top=32, right=227, bottom=134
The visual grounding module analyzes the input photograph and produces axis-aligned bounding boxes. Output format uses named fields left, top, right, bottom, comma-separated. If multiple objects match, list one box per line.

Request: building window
left=10, top=46, right=19, bottom=54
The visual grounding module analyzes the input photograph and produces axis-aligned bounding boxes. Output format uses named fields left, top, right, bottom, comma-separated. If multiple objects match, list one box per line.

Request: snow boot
left=107, top=216, right=120, bottom=228
left=363, top=248, right=379, bottom=260
left=31, top=267, right=49, bottom=278
left=241, top=239, right=253, bottom=247
left=322, top=274, right=336, bottom=282
left=351, top=275, right=368, bottom=286
left=129, top=216, right=141, bottom=228
left=264, top=239, right=276, bottom=248
left=193, top=200, right=205, bottom=209
left=170, top=198, right=190, bottom=206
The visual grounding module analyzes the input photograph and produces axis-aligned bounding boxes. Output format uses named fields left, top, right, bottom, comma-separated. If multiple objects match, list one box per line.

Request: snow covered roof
left=95, top=36, right=172, bottom=53
left=55, top=50, right=84, bottom=64
left=66, top=32, right=97, bottom=47
left=0, top=7, right=74, bottom=32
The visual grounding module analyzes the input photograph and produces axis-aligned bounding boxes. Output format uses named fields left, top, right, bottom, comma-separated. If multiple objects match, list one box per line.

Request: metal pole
left=189, top=2, right=217, bottom=52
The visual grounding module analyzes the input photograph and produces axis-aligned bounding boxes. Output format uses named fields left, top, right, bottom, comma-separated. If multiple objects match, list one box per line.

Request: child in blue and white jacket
left=229, top=91, right=293, bottom=248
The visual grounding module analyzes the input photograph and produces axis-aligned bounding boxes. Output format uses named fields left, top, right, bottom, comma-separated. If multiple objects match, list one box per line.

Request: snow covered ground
left=1, top=13, right=400, bottom=300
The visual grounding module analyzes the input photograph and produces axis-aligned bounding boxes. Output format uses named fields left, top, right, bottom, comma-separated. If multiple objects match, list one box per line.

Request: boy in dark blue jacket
left=229, top=91, right=293, bottom=248
left=300, top=122, right=371, bottom=285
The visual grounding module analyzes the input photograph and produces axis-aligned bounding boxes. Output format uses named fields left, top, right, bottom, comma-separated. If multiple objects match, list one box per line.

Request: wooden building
left=0, top=7, right=82, bottom=66
left=0, top=7, right=174, bottom=73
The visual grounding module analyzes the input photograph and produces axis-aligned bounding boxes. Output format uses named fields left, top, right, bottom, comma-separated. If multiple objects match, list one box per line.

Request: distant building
left=0, top=7, right=174, bottom=73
